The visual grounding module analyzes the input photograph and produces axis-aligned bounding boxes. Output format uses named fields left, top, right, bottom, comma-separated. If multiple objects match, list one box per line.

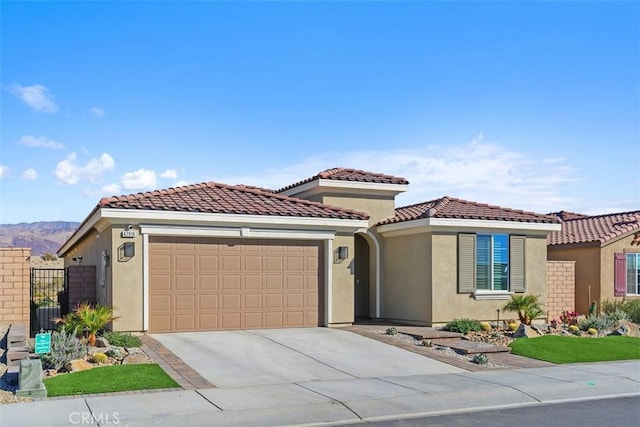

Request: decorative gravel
left=0, top=323, right=33, bottom=404
left=375, top=329, right=509, bottom=369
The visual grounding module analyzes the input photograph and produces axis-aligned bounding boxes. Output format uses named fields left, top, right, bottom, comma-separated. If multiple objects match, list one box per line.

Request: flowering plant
left=559, top=310, right=579, bottom=325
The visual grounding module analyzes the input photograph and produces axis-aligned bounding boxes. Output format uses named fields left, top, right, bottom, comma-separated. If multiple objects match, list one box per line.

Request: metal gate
left=30, top=268, right=67, bottom=336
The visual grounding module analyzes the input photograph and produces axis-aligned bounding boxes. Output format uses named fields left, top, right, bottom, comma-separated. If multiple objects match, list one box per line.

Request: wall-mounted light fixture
left=334, top=246, right=348, bottom=263
left=72, top=256, right=83, bottom=265
left=123, top=242, right=135, bottom=258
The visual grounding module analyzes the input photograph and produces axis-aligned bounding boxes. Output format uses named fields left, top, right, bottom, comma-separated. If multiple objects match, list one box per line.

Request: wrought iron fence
left=30, top=268, right=67, bottom=336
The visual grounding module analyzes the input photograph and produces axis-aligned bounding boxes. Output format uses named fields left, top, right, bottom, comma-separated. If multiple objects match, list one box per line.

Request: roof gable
left=547, top=210, right=640, bottom=246
left=276, top=167, right=409, bottom=193
left=380, top=196, right=560, bottom=225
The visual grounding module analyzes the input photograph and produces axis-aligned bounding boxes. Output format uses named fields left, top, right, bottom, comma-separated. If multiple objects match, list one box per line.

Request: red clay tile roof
left=547, top=210, right=590, bottom=221
left=276, top=167, right=409, bottom=193
left=98, top=182, right=369, bottom=220
left=379, top=196, right=560, bottom=225
left=547, top=210, right=640, bottom=246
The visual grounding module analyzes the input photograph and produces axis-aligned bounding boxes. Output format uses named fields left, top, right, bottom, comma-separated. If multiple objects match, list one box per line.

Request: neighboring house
left=547, top=210, right=640, bottom=315
left=58, top=168, right=560, bottom=332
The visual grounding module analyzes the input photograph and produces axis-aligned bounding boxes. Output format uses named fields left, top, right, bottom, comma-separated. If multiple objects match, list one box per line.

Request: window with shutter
left=614, top=253, right=626, bottom=297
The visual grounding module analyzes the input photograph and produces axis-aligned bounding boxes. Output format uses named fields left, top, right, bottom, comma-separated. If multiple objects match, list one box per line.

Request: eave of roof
left=276, top=167, right=409, bottom=193
left=547, top=210, right=640, bottom=246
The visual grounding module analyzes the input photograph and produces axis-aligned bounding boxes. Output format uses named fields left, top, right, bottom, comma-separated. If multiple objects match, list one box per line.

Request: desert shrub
left=578, top=315, right=610, bottom=331
left=604, top=309, right=628, bottom=325
left=105, top=348, right=124, bottom=359
left=503, top=295, right=544, bottom=325
left=601, top=299, right=626, bottom=315
left=472, top=353, right=489, bottom=365
left=91, top=352, right=109, bottom=364
left=385, top=327, right=398, bottom=335
left=102, top=331, right=142, bottom=348
left=623, top=299, right=640, bottom=324
left=442, top=318, right=482, bottom=335
left=43, top=329, right=86, bottom=371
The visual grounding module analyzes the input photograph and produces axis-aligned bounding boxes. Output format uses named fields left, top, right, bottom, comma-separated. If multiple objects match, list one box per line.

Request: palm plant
left=503, top=294, right=544, bottom=325
left=55, top=302, right=119, bottom=345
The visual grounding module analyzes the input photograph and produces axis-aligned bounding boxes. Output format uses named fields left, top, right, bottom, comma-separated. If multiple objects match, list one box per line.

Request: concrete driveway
left=151, top=327, right=464, bottom=387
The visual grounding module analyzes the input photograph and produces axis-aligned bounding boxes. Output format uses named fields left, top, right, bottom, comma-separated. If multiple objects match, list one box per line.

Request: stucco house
left=547, top=210, right=640, bottom=315
left=58, top=168, right=561, bottom=333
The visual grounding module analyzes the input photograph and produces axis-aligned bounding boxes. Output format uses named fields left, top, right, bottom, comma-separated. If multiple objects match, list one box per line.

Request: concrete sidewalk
left=1, top=360, right=638, bottom=426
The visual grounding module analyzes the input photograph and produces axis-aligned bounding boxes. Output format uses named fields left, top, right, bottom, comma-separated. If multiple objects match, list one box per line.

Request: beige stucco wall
left=319, top=194, right=397, bottom=226
left=381, top=231, right=550, bottom=325
left=110, top=226, right=144, bottom=331
left=548, top=244, right=601, bottom=315
left=330, top=233, right=356, bottom=325
left=381, top=232, right=431, bottom=324
left=63, top=227, right=110, bottom=306
left=601, top=235, right=640, bottom=303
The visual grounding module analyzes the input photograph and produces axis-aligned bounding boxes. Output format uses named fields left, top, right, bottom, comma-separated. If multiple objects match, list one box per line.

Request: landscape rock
left=122, top=352, right=151, bottom=365
left=514, top=324, right=541, bottom=338
left=608, top=320, right=640, bottom=337
left=95, top=336, right=109, bottom=348
left=64, top=359, right=93, bottom=372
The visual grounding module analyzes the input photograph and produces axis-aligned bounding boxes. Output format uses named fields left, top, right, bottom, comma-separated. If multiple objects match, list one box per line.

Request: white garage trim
left=143, top=233, right=149, bottom=331
left=325, top=239, right=333, bottom=326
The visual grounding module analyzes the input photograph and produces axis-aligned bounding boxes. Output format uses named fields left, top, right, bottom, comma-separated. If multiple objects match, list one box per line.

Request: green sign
left=34, top=333, right=51, bottom=355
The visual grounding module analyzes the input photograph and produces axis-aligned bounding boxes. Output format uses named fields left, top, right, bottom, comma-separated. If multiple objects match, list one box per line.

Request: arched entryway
left=354, top=231, right=380, bottom=320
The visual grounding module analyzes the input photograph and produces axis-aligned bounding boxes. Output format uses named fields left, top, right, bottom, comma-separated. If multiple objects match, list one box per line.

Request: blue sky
left=1, top=1, right=638, bottom=224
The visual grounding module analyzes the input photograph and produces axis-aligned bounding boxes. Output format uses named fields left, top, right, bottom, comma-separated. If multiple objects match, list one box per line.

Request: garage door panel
left=221, top=275, right=241, bottom=290
left=175, top=314, right=195, bottom=331
left=150, top=275, right=172, bottom=291
left=198, top=275, right=218, bottom=291
left=149, top=238, right=322, bottom=332
left=244, top=293, right=262, bottom=309
left=175, top=275, right=196, bottom=291
left=199, top=294, right=218, bottom=310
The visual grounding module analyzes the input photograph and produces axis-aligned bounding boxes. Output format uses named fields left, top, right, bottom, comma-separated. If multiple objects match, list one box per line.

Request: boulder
left=122, top=349, right=151, bottom=365
left=608, top=320, right=640, bottom=337
left=95, top=336, right=109, bottom=348
left=514, top=324, right=541, bottom=338
left=65, top=359, right=93, bottom=373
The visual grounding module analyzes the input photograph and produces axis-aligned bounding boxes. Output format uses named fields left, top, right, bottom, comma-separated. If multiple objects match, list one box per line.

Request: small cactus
left=106, top=348, right=124, bottom=359
left=91, top=352, right=108, bottom=364
left=568, top=325, right=579, bottom=332
left=480, top=322, right=491, bottom=332
left=587, top=328, right=598, bottom=335
left=508, top=322, right=519, bottom=332
left=385, top=327, right=398, bottom=336
left=422, top=339, right=432, bottom=347
left=472, top=353, right=489, bottom=365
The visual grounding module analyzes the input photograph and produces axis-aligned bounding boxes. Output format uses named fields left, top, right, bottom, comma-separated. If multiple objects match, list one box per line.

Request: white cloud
left=0, top=165, right=9, bottom=179
left=55, top=152, right=115, bottom=185
left=21, top=168, right=38, bottom=180
left=121, top=169, right=157, bottom=191
left=214, top=137, right=580, bottom=214
left=101, top=183, right=121, bottom=195
left=89, top=107, right=105, bottom=118
left=7, top=83, right=58, bottom=113
left=19, top=135, right=64, bottom=149
left=160, top=169, right=178, bottom=179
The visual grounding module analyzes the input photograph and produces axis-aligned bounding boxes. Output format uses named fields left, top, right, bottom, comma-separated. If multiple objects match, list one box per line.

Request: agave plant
left=503, top=294, right=544, bottom=325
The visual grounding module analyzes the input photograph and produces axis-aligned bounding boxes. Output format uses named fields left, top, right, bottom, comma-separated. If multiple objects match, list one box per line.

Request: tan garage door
left=148, top=237, right=323, bottom=333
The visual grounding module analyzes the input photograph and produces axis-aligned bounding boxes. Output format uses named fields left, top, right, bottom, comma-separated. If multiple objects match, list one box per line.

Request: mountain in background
left=0, top=221, right=80, bottom=256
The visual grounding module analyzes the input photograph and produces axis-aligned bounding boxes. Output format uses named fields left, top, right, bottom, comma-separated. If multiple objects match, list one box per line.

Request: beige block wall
left=0, top=248, right=31, bottom=328
left=110, top=225, right=144, bottom=331
left=381, top=233, right=431, bottom=324
left=330, top=234, right=356, bottom=325
left=548, top=244, right=601, bottom=315
left=546, top=260, right=576, bottom=320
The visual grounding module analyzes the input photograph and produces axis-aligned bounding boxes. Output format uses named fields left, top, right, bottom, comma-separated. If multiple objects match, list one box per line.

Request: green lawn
left=44, top=364, right=179, bottom=397
left=509, top=335, right=640, bottom=364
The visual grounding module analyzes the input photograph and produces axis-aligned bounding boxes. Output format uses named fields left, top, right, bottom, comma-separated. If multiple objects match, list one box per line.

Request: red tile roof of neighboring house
left=547, top=210, right=640, bottom=246
left=97, top=182, right=369, bottom=220
left=547, top=210, right=590, bottom=221
left=276, top=167, right=409, bottom=193
left=380, top=196, right=560, bottom=225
